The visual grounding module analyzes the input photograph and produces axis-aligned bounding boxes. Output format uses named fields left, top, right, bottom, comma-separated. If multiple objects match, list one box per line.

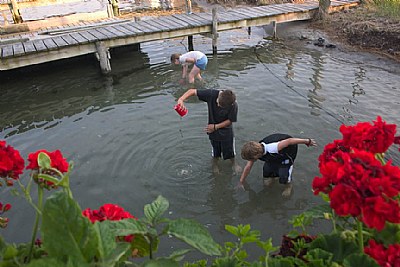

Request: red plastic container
left=174, top=104, right=188, bottom=117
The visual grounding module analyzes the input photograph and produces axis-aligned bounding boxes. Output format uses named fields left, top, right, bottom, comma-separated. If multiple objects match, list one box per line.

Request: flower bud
left=340, top=230, right=356, bottom=242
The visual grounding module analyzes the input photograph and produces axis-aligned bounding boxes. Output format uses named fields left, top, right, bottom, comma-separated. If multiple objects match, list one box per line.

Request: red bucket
left=174, top=104, right=188, bottom=117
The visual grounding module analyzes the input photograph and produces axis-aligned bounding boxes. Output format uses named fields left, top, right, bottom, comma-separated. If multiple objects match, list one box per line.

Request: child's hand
left=177, top=99, right=186, bottom=111
left=204, top=124, right=216, bottom=134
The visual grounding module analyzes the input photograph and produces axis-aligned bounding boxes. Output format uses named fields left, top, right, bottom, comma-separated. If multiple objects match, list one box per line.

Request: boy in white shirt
left=171, top=51, right=208, bottom=84
left=238, top=134, right=317, bottom=197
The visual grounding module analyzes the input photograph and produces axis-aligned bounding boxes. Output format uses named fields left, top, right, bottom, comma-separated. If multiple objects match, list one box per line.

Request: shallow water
left=1, top=21, right=399, bottom=260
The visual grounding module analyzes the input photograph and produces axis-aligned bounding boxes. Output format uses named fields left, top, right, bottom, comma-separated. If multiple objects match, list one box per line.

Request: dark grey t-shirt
left=197, top=89, right=238, bottom=141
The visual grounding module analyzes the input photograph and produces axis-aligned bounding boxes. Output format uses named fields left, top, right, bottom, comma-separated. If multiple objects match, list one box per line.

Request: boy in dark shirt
left=177, top=88, right=241, bottom=173
left=239, top=133, right=317, bottom=197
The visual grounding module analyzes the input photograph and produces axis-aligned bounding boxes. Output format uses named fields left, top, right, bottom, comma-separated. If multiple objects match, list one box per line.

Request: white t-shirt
left=262, top=142, right=279, bottom=154
left=179, top=51, right=205, bottom=64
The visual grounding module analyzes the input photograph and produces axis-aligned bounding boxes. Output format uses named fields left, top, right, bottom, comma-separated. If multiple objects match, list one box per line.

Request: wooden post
left=134, top=17, right=141, bottom=50
left=95, top=42, right=112, bottom=75
left=212, top=7, right=218, bottom=55
left=1, top=10, right=9, bottom=25
left=247, top=26, right=251, bottom=36
left=110, top=0, right=119, bottom=16
left=318, top=0, right=331, bottom=20
left=9, top=0, right=23, bottom=24
left=186, top=0, right=192, bottom=14
left=272, top=21, right=277, bottom=39
left=188, top=35, right=193, bottom=51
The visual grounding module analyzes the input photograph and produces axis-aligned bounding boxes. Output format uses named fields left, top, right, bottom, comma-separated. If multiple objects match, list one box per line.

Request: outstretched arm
left=239, top=160, right=255, bottom=186
left=277, top=138, right=317, bottom=152
left=177, top=89, right=197, bottom=110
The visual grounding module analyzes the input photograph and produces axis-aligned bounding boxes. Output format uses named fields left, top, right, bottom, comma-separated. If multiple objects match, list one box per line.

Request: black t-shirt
left=197, top=89, right=238, bottom=141
left=259, top=133, right=298, bottom=163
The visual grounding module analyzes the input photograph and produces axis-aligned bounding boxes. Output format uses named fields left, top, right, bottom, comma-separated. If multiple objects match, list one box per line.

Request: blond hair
left=241, top=141, right=263, bottom=160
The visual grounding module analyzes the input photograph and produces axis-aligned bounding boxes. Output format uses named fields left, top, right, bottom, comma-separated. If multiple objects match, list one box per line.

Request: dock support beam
left=212, top=8, right=218, bottom=54
left=188, top=35, right=193, bottom=51
left=95, top=42, right=111, bottom=75
left=272, top=21, right=277, bottom=39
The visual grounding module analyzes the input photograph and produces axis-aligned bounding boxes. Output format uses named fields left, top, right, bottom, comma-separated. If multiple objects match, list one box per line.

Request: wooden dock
left=0, top=0, right=359, bottom=73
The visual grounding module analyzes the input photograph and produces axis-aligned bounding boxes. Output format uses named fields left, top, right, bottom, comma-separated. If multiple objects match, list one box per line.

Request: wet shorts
left=210, top=139, right=235, bottom=160
left=195, top=56, right=208, bottom=70
left=263, top=159, right=293, bottom=184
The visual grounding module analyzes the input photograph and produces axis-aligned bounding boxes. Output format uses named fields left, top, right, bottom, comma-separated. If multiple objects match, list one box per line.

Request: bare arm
left=177, top=89, right=197, bottom=110
left=239, top=160, right=255, bottom=185
left=277, top=138, right=317, bottom=152
left=182, top=64, right=188, bottom=79
left=205, top=119, right=232, bottom=134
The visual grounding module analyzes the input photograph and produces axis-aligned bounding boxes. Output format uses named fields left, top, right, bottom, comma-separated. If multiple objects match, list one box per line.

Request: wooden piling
left=188, top=35, right=193, bottom=51
left=272, top=21, right=277, bottom=39
left=212, top=8, right=218, bottom=54
left=95, top=42, right=111, bottom=75
left=9, top=0, right=23, bottom=24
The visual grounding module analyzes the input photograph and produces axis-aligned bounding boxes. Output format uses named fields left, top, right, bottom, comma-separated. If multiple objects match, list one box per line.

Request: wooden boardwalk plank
left=87, top=28, right=109, bottom=40
left=97, top=26, right=125, bottom=38
left=255, top=6, right=284, bottom=15
left=135, top=20, right=163, bottom=32
left=146, top=18, right=177, bottom=31
left=110, top=25, right=136, bottom=36
left=42, top=38, right=58, bottom=50
left=12, top=42, right=25, bottom=56
left=120, top=23, right=145, bottom=35
left=193, top=12, right=212, bottom=22
left=239, top=7, right=271, bottom=17
left=69, top=32, right=92, bottom=44
left=52, top=36, right=69, bottom=47
left=22, top=41, right=36, bottom=53
left=171, top=14, right=202, bottom=27
left=157, top=16, right=189, bottom=29
left=233, top=8, right=261, bottom=19
left=60, top=34, right=80, bottom=45
left=32, top=39, right=48, bottom=52
left=1, top=45, right=13, bottom=58
left=173, top=14, right=206, bottom=26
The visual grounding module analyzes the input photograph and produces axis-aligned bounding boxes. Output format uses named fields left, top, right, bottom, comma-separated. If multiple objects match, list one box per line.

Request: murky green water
left=1, top=21, right=399, bottom=260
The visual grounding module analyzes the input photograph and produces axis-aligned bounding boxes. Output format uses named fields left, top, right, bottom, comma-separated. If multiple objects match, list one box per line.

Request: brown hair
left=218, top=90, right=236, bottom=108
left=241, top=141, right=263, bottom=160
left=170, top=53, right=181, bottom=63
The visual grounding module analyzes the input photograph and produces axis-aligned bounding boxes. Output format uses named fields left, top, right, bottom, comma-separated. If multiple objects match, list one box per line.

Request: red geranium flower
left=26, top=149, right=69, bottom=173
left=82, top=204, right=137, bottom=243
left=0, top=140, right=25, bottom=183
left=365, top=240, right=400, bottom=267
left=340, top=116, right=396, bottom=154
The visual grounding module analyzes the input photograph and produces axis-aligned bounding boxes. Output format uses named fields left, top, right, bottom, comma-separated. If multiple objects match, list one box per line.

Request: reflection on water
left=1, top=23, right=400, bottom=259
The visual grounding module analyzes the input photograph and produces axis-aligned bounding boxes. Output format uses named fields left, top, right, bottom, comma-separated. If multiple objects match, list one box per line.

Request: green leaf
left=41, top=191, right=98, bottom=263
left=225, top=225, right=239, bottom=236
left=168, top=218, right=221, bottom=256
left=142, top=259, right=180, bottom=267
left=38, top=174, right=60, bottom=185
left=131, top=234, right=159, bottom=257
left=144, top=195, right=169, bottom=226
left=167, top=249, right=192, bottom=261
left=304, top=248, right=333, bottom=263
left=26, top=258, right=89, bottom=267
left=104, top=218, right=149, bottom=237
left=302, top=204, right=333, bottom=219
left=93, top=221, right=130, bottom=265
left=38, top=152, right=51, bottom=169
left=309, top=233, right=358, bottom=263
left=343, top=253, right=380, bottom=267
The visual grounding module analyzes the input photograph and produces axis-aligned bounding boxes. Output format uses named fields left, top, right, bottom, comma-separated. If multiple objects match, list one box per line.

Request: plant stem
left=27, top=186, right=43, bottom=263
left=357, top=220, right=364, bottom=253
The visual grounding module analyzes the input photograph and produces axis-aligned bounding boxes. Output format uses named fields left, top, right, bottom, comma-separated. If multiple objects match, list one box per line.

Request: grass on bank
left=367, top=0, right=400, bottom=19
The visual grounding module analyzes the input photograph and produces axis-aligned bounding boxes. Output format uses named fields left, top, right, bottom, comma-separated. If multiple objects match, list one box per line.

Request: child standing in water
left=171, top=51, right=208, bottom=85
left=177, top=88, right=241, bottom=174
